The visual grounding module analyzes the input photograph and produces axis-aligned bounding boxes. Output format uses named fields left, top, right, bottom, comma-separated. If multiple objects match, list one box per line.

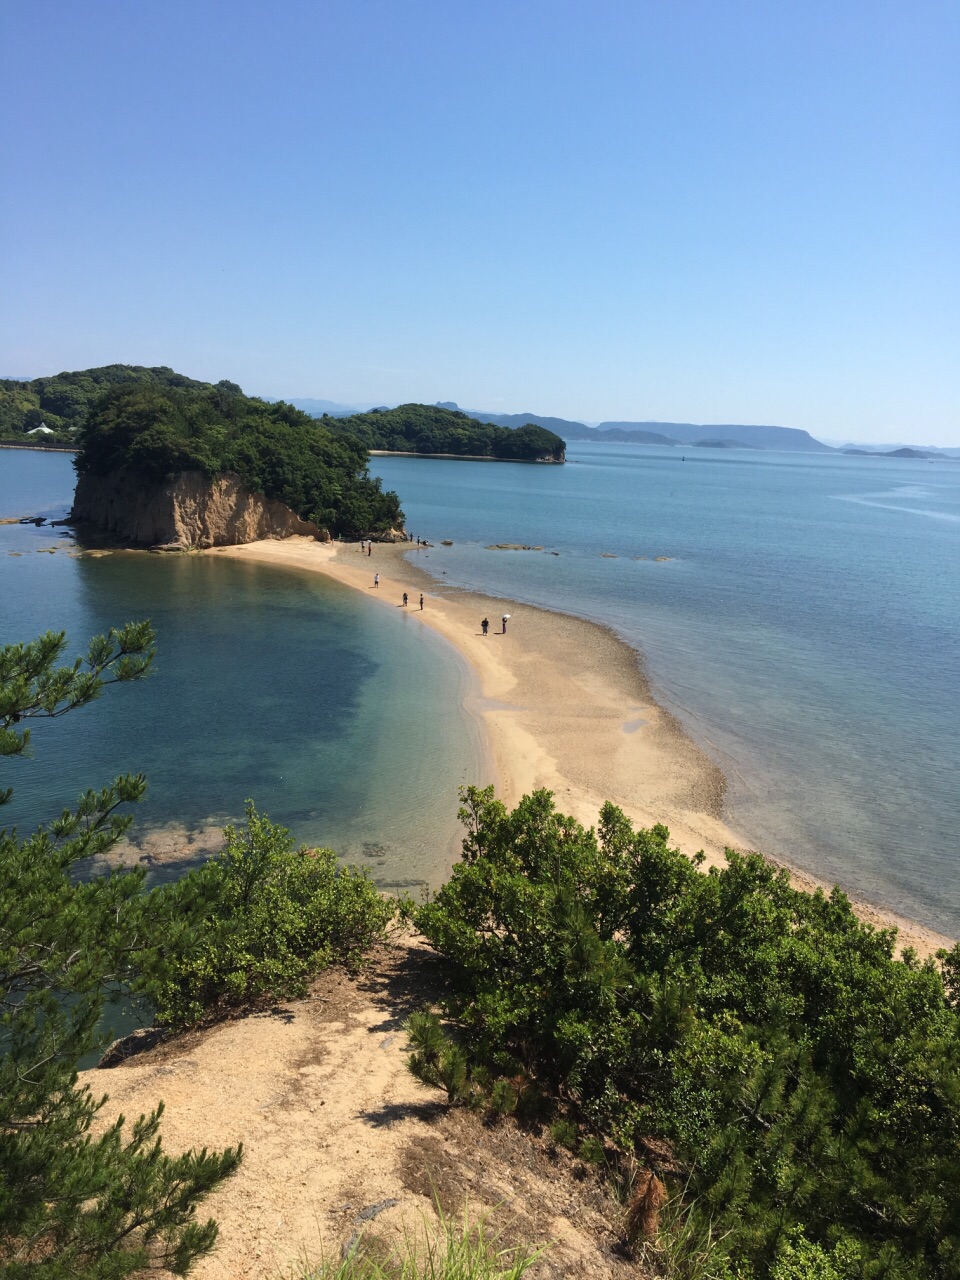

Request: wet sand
left=209, top=537, right=953, bottom=958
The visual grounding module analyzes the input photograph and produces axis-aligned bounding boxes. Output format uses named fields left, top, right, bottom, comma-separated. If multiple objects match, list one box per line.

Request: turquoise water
left=4, top=445, right=958, bottom=937
left=0, top=451, right=485, bottom=890
left=372, top=444, right=960, bottom=937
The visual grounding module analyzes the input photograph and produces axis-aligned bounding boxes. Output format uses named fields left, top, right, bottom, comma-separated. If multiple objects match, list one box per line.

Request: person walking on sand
left=481, top=617, right=489, bottom=635
left=502, top=614, right=509, bottom=634
left=368, top=542, right=372, bottom=556
left=402, top=592, right=408, bottom=607
left=419, top=593, right=424, bottom=610
left=374, top=573, right=379, bottom=588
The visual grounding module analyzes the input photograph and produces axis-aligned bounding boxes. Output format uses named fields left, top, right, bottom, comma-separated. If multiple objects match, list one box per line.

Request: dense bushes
left=75, top=381, right=404, bottom=536
left=411, top=786, right=960, bottom=1280
left=136, top=804, right=393, bottom=1030
left=324, top=404, right=566, bottom=462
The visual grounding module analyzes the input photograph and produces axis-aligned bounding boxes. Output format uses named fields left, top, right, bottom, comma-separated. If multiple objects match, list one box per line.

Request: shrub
left=138, top=804, right=393, bottom=1029
left=412, top=786, right=960, bottom=1280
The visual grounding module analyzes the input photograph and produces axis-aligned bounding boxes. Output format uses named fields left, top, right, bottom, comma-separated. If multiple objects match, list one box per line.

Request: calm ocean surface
left=373, top=443, right=960, bottom=937
left=0, top=450, right=485, bottom=892
left=2, top=444, right=958, bottom=936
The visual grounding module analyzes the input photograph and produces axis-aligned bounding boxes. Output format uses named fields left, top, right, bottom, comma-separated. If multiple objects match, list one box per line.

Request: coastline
left=208, top=537, right=953, bottom=959
left=367, top=449, right=562, bottom=463
left=0, top=442, right=77, bottom=453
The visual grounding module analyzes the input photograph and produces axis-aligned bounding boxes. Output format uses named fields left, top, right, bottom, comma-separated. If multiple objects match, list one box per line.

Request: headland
left=208, top=537, right=953, bottom=958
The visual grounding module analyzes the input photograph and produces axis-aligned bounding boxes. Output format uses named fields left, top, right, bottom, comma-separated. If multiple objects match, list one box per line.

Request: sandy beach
left=209, top=537, right=953, bottom=958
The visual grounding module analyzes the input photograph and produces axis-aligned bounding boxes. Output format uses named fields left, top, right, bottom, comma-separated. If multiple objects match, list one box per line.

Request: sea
left=373, top=443, right=960, bottom=939
left=0, top=449, right=486, bottom=894
left=2, top=443, right=958, bottom=938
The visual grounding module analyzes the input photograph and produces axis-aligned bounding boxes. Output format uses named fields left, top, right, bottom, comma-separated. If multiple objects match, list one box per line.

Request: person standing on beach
left=368, top=543, right=372, bottom=556
left=419, top=593, right=424, bottom=610
left=481, top=617, right=489, bottom=635
left=374, top=573, right=379, bottom=588
left=502, top=614, right=508, bottom=634
left=402, top=592, right=408, bottom=607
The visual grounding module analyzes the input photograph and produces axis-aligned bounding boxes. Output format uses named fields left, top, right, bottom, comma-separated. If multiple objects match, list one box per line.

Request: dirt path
left=87, top=938, right=638, bottom=1279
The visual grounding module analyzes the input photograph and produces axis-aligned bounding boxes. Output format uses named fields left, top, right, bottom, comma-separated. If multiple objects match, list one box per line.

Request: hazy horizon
left=3, top=1, right=957, bottom=446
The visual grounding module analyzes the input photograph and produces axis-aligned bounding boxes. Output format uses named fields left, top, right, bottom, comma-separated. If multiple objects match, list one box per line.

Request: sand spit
left=86, top=937, right=636, bottom=1280
left=209, top=538, right=952, bottom=958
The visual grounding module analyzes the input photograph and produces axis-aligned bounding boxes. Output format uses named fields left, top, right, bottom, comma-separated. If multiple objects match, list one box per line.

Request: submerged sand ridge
left=208, top=537, right=952, bottom=959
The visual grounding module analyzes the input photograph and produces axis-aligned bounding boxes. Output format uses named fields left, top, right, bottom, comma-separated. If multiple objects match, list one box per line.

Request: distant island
left=842, top=446, right=940, bottom=459
left=322, top=403, right=566, bottom=463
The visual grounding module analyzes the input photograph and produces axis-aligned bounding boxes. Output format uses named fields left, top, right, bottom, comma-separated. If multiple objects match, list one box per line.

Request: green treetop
left=0, top=624, right=241, bottom=1278
left=325, top=403, right=566, bottom=461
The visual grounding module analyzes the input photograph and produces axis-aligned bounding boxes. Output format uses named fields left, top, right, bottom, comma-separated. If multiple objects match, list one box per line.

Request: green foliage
left=548, top=1118, right=577, bottom=1150
left=0, top=625, right=241, bottom=1277
left=413, top=786, right=960, bottom=1280
left=0, top=624, right=153, bottom=802
left=137, top=803, right=394, bottom=1030
left=0, top=365, right=214, bottom=444
left=74, top=378, right=404, bottom=536
left=768, top=1231, right=851, bottom=1280
left=405, top=1011, right=471, bottom=1104
left=324, top=405, right=566, bottom=462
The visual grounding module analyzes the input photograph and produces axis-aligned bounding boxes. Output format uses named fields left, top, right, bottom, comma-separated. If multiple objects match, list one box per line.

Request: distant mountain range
left=436, top=405, right=832, bottom=453
left=282, top=397, right=384, bottom=417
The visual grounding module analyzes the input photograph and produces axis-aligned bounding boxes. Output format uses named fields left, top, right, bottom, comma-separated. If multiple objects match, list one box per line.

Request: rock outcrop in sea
left=71, top=469, right=330, bottom=549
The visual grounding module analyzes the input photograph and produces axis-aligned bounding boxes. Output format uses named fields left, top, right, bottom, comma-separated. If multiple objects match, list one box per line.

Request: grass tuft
left=301, top=1201, right=548, bottom=1279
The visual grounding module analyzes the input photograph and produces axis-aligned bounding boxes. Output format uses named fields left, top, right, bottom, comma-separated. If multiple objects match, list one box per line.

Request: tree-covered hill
left=74, top=380, right=403, bottom=537
left=324, top=403, right=566, bottom=462
left=0, top=365, right=230, bottom=442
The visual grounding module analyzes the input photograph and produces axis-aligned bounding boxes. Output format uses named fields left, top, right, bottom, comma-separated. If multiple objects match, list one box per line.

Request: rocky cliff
left=71, top=469, right=330, bottom=549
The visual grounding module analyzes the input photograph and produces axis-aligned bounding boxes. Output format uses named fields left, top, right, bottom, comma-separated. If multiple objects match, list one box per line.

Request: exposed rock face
left=71, top=469, right=329, bottom=549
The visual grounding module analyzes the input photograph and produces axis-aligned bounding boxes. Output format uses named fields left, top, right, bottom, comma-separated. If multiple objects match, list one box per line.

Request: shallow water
left=373, top=443, right=960, bottom=936
left=0, top=451, right=486, bottom=891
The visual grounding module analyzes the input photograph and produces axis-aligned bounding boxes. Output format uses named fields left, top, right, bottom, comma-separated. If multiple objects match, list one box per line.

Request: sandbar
left=208, top=538, right=953, bottom=959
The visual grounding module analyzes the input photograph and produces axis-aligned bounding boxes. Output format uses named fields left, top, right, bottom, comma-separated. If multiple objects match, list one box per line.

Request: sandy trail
left=209, top=537, right=952, bottom=959
left=88, top=939, right=636, bottom=1280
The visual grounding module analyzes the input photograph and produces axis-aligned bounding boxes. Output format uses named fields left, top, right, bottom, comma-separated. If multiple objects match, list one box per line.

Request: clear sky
left=2, top=1, right=957, bottom=443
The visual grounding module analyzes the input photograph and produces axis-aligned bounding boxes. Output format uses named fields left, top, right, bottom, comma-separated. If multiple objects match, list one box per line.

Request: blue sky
left=2, top=1, right=957, bottom=442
